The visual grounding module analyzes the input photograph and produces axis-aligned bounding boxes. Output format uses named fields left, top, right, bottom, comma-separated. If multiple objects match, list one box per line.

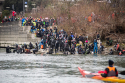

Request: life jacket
left=119, top=52, right=122, bottom=55
left=33, top=22, right=36, bottom=26
left=107, top=66, right=116, bottom=77
left=122, top=50, right=125, bottom=52
left=25, top=49, right=30, bottom=53
left=116, top=44, right=119, bottom=50
left=41, top=45, right=43, bottom=49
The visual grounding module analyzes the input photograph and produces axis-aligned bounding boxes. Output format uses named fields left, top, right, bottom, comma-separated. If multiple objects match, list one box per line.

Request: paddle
left=119, top=71, right=125, bottom=75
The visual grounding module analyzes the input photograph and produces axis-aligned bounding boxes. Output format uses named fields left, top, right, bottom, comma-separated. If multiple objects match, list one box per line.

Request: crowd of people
left=1, top=11, right=19, bottom=23
left=5, top=15, right=124, bottom=55
left=1, top=16, right=19, bottom=23
left=5, top=16, right=104, bottom=55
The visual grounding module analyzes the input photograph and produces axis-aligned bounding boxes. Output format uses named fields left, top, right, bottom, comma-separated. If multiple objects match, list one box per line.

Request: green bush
left=0, top=15, right=2, bottom=22
left=2, top=10, right=10, bottom=18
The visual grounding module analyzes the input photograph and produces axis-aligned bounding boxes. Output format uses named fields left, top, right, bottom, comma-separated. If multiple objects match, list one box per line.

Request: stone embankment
left=0, top=21, right=41, bottom=48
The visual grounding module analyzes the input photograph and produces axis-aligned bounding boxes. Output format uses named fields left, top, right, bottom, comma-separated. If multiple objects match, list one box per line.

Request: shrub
left=2, top=10, right=10, bottom=19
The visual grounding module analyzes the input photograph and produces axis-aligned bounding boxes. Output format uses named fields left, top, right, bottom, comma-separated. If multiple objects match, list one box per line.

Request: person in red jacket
left=12, top=11, right=15, bottom=17
left=101, top=60, right=118, bottom=77
left=12, top=11, right=16, bottom=21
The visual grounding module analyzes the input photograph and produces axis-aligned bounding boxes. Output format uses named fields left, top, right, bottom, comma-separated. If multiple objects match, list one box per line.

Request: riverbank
left=0, top=20, right=125, bottom=55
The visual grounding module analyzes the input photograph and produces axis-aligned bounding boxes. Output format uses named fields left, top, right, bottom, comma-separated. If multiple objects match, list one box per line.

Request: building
left=0, top=0, right=5, bottom=15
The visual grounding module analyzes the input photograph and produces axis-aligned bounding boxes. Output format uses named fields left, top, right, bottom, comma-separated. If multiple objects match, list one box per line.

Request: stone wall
left=0, top=21, right=41, bottom=47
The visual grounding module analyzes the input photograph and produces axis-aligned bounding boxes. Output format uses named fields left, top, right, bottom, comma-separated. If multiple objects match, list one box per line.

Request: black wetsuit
left=50, top=39, right=55, bottom=53
left=33, top=43, right=38, bottom=54
left=70, top=44, right=75, bottom=54
left=78, top=45, right=83, bottom=54
left=29, top=42, right=33, bottom=49
left=55, top=40, right=59, bottom=53
left=6, top=46, right=11, bottom=53
left=64, top=42, right=69, bottom=54
left=68, top=36, right=72, bottom=49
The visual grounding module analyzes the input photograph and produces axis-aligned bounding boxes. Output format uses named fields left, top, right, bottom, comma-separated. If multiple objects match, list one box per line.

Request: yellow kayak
left=78, top=67, right=125, bottom=83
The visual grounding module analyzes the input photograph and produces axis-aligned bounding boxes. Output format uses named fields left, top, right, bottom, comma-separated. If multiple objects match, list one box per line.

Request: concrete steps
left=0, top=21, right=41, bottom=47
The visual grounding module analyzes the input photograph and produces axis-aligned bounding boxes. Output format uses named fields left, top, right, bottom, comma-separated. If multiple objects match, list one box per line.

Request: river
left=0, top=48, right=125, bottom=83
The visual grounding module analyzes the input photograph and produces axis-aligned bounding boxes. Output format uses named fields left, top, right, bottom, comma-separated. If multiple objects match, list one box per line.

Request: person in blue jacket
left=71, top=32, right=74, bottom=39
left=39, top=39, right=43, bottom=49
left=93, top=39, right=98, bottom=54
left=22, top=16, right=25, bottom=26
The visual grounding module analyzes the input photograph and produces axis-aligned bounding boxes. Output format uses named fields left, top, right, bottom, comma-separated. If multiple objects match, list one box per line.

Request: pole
left=12, top=4, right=14, bottom=10
left=23, top=0, right=24, bottom=16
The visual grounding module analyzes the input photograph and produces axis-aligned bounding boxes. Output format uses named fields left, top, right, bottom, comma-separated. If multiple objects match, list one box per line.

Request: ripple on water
left=0, top=52, right=124, bottom=83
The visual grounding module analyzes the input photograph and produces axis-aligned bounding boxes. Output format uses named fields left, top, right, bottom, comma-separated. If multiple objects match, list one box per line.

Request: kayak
left=78, top=67, right=125, bottom=83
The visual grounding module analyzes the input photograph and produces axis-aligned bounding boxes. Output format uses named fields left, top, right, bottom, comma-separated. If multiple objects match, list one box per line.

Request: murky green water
left=0, top=48, right=125, bottom=83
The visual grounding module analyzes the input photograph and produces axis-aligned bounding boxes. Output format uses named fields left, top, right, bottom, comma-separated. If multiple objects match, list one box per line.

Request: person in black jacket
left=33, top=43, right=38, bottom=54
left=78, top=45, right=84, bottom=54
left=68, top=35, right=72, bottom=49
left=70, top=43, right=75, bottom=54
left=109, top=49, right=113, bottom=55
left=55, top=38, right=59, bottom=53
left=6, top=46, right=11, bottom=53
left=50, top=38, right=55, bottom=53
left=13, top=44, right=18, bottom=53
left=96, top=32, right=100, bottom=40
left=43, top=34, right=47, bottom=49
left=64, top=40, right=69, bottom=55
left=29, top=42, right=33, bottom=49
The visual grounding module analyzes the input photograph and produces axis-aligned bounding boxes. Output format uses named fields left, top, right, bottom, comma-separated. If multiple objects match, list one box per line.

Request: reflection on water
left=0, top=49, right=125, bottom=83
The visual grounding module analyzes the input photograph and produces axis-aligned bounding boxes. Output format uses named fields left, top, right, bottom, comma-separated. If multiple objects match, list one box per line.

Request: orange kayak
left=78, top=67, right=125, bottom=83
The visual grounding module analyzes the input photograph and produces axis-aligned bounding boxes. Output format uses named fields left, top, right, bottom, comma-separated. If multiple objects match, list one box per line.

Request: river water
left=0, top=48, right=125, bottom=83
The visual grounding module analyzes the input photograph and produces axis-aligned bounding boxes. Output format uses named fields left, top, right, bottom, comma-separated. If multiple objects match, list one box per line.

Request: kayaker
left=101, top=60, right=118, bottom=77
